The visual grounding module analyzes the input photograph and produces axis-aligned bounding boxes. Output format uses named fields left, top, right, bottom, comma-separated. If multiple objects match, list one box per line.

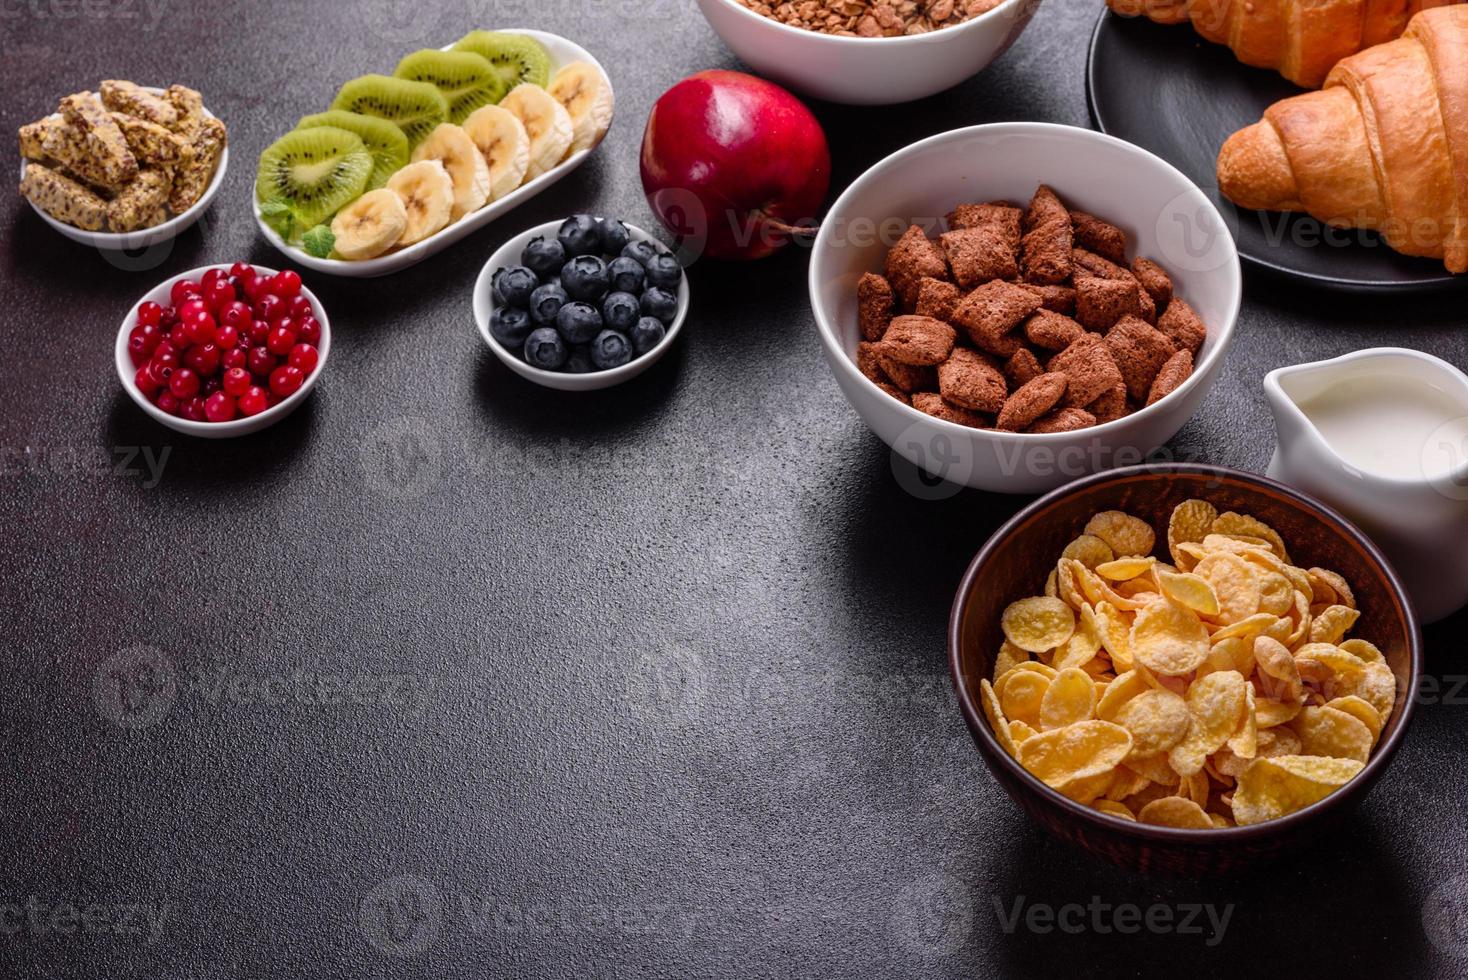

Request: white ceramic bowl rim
left=709, top=0, right=1034, bottom=45
left=810, top=121, right=1242, bottom=444
left=475, top=220, right=689, bottom=386
left=115, top=264, right=330, bottom=435
left=20, top=87, right=228, bottom=247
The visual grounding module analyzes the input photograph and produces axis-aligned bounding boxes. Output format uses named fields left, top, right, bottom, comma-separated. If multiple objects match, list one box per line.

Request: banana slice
left=499, top=84, right=573, bottom=181
left=548, top=62, right=613, bottom=156
left=411, top=123, right=492, bottom=220
left=330, top=188, right=408, bottom=260
left=386, top=159, right=454, bottom=245
left=462, top=105, right=531, bottom=201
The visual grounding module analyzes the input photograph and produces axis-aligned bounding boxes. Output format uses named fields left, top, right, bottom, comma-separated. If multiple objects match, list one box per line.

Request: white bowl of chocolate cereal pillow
left=808, top=123, right=1241, bottom=494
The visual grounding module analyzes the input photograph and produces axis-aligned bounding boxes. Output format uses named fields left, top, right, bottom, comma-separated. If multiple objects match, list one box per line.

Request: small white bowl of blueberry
left=474, top=214, right=689, bottom=391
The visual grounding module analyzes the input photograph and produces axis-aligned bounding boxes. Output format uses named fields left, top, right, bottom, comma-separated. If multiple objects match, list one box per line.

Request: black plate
left=1087, top=9, right=1462, bottom=291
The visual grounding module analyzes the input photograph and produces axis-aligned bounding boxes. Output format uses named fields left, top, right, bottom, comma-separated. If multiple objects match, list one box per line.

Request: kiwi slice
left=394, top=49, right=505, bottom=125
left=451, top=31, right=553, bottom=93
left=255, top=126, right=373, bottom=229
left=297, top=110, right=409, bottom=190
left=330, top=74, right=448, bottom=150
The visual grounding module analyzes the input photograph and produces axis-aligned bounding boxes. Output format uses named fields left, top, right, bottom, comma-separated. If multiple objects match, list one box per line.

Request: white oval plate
left=19, top=88, right=228, bottom=250
left=115, top=264, right=331, bottom=438
left=252, top=29, right=613, bottom=279
left=473, top=220, right=689, bottom=391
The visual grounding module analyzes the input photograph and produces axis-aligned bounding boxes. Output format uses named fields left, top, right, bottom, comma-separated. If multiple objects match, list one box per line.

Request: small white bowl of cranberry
left=115, top=263, right=329, bottom=437
left=474, top=215, right=689, bottom=392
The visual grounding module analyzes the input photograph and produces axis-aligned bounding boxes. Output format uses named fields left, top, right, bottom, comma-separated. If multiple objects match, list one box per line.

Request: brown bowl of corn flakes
left=948, top=464, right=1420, bottom=875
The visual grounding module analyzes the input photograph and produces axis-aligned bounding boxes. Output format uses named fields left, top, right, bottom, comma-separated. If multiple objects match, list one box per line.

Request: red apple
left=640, top=70, right=831, bottom=262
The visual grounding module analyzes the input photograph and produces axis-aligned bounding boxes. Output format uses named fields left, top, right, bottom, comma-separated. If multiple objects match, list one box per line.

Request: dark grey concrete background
left=3, top=1, right=1467, bottom=977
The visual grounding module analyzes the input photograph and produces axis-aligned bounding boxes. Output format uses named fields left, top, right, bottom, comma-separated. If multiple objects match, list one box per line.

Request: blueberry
left=529, top=282, right=568, bottom=325
left=645, top=253, right=683, bottom=291
left=523, top=327, right=568, bottom=370
left=590, top=330, right=633, bottom=370
left=630, top=316, right=666, bottom=356
left=565, top=345, right=596, bottom=374
left=521, top=236, right=566, bottom=280
left=607, top=256, right=645, bottom=294
left=621, top=240, right=658, bottom=267
left=556, top=301, right=603, bottom=344
left=558, top=215, right=601, bottom=257
left=597, top=218, right=630, bottom=255
left=490, top=306, right=533, bottom=348
left=498, top=266, right=539, bottom=308
left=640, top=286, right=678, bottom=325
left=602, top=291, right=640, bottom=333
left=491, top=267, right=506, bottom=303
left=561, top=255, right=610, bottom=302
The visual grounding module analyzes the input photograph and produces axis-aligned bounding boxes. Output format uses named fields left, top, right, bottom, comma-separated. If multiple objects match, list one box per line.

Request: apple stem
left=760, top=214, right=819, bottom=237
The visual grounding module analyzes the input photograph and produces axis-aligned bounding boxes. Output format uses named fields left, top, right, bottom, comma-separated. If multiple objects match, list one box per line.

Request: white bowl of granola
left=695, top=0, right=1042, bottom=105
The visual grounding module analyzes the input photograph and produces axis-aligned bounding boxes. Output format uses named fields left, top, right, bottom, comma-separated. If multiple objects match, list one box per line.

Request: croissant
left=1107, top=0, right=1459, bottom=88
left=1217, top=5, right=1468, bottom=273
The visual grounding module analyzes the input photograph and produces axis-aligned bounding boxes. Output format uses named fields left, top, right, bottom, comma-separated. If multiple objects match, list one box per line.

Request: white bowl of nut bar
left=808, top=122, right=1241, bottom=495
left=694, top=0, right=1043, bottom=105
left=17, top=81, right=228, bottom=250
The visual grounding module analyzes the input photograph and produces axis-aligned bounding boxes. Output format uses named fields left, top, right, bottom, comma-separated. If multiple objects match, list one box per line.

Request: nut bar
left=111, top=112, right=191, bottom=168
left=108, top=168, right=171, bottom=232
left=168, top=116, right=225, bottom=214
left=58, top=91, right=138, bottom=188
left=166, top=84, right=205, bottom=141
left=100, top=80, right=178, bottom=129
left=18, top=118, right=64, bottom=161
left=19, top=164, right=108, bottom=231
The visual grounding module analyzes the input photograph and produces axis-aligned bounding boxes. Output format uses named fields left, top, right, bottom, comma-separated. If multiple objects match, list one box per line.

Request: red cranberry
left=184, top=310, right=217, bottom=347
left=128, top=336, right=151, bottom=367
left=202, top=268, right=228, bottom=289
left=170, top=280, right=200, bottom=306
left=177, top=297, right=208, bottom=322
left=153, top=340, right=177, bottom=361
left=222, top=366, right=251, bottom=396
left=254, top=293, right=285, bottom=324
left=204, top=391, right=237, bottom=423
left=137, top=301, right=163, bottom=327
left=185, top=343, right=221, bottom=377
left=146, top=351, right=178, bottom=387
left=237, top=386, right=269, bottom=417
left=159, top=305, right=179, bottom=328
left=287, top=294, right=313, bottom=320
left=295, top=316, right=322, bottom=345
left=181, top=396, right=206, bottom=422
left=229, top=262, right=254, bottom=280
left=204, top=279, right=236, bottom=314
left=269, top=364, right=303, bottom=397
left=135, top=366, right=161, bottom=397
left=287, top=343, right=319, bottom=376
left=222, top=347, right=247, bottom=371
left=169, top=368, right=200, bottom=399
left=221, top=300, right=252, bottom=329
left=270, top=270, right=302, bottom=299
left=156, top=390, right=181, bottom=415
left=245, top=318, right=270, bottom=345
left=168, top=322, right=191, bottom=348
left=247, top=346, right=276, bottom=378
left=215, top=324, right=240, bottom=351
left=266, top=322, right=297, bottom=356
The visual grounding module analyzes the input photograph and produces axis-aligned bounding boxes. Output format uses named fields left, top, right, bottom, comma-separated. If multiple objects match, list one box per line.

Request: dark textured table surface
left=4, top=2, right=1468, bottom=978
